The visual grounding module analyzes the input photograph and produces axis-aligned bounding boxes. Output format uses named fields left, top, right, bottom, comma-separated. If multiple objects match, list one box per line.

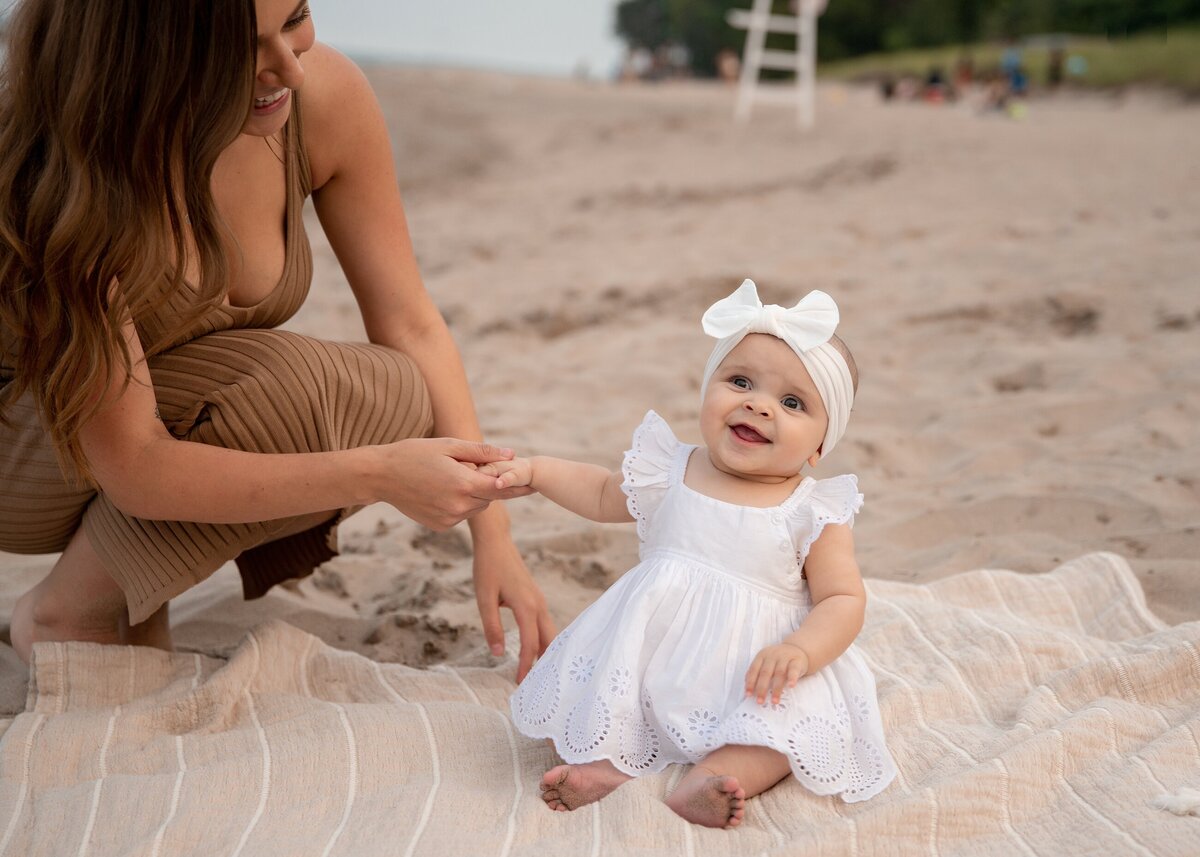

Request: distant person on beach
left=491, top=281, right=897, bottom=827
left=923, top=66, right=952, bottom=103
left=0, top=0, right=554, bottom=675
left=1048, top=44, right=1066, bottom=89
left=1001, top=40, right=1028, bottom=97
left=954, top=53, right=975, bottom=91
left=717, top=48, right=741, bottom=84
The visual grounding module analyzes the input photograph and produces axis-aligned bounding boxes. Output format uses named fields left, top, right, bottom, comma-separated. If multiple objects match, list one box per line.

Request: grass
left=820, top=27, right=1200, bottom=95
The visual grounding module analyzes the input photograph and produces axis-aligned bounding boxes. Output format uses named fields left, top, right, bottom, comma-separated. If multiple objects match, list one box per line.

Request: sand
left=2, top=70, right=1197, bottom=714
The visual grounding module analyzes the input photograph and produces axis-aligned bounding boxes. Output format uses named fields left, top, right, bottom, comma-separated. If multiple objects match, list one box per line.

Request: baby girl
left=487, top=280, right=896, bottom=828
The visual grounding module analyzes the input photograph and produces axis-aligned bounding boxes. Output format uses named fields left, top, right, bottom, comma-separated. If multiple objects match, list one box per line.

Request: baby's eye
left=781, top=395, right=804, bottom=411
left=731, top=377, right=751, bottom=390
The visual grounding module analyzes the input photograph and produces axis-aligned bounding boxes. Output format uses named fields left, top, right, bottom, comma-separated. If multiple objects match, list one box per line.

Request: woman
left=0, top=0, right=554, bottom=678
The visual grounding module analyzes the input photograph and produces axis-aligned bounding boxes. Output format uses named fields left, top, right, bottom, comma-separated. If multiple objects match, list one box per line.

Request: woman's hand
left=296, top=47, right=552, bottom=680
left=745, top=642, right=810, bottom=706
left=470, top=528, right=556, bottom=682
left=372, top=438, right=532, bottom=531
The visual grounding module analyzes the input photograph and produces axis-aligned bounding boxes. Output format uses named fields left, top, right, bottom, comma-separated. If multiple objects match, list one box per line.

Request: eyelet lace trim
left=786, top=474, right=864, bottom=589
left=511, top=670, right=891, bottom=799
left=620, top=410, right=681, bottom=541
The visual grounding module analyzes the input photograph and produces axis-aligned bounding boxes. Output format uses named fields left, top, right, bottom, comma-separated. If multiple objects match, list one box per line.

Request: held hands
left=378, top=441, right=552, bottom=682
left=374, top=438, right=533, bottom=531
left=450, top=449, right=552, bottom=682
left=745, top=642, right=810, bottom=706
left=477, top=457, right=534, bottom=490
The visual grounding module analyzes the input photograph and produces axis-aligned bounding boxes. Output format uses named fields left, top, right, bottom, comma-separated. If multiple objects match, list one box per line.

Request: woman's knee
left=157, top=331, right=433, bottom=454
left=359, top=343, right=435, bottom=443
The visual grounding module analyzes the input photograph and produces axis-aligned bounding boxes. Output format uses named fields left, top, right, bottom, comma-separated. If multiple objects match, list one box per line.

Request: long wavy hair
left=0, top=0, right=257, bottom=482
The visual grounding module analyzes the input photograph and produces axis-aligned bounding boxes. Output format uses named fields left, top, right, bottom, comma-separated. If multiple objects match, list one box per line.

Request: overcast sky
left=309, top=0, right=626, bottom=78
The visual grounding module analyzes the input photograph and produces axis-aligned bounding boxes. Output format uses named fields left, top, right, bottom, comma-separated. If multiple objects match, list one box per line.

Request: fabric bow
left=701, top=280, right=839, bottom=352
left=699, top=278, right=854, bottom=459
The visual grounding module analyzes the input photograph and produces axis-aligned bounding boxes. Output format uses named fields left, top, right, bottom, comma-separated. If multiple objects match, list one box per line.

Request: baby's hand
left=478, top=457, right=534, bottom=490
left=745, top=643, right=810, bottom=706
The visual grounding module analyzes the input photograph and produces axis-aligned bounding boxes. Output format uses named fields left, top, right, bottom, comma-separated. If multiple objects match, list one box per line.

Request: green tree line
left=616, top=0, right=1200, bottom=75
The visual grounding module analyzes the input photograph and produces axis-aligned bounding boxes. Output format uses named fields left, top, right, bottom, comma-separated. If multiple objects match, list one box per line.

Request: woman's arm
left=487, top=457, right=634, bottom=524
left=300, top=44, right=554, bottom=677
left=744, top=524, right=866, bottom=704
left=302, top=46, right=481, bottom=458
left=80, top=312, right=518, bottom=530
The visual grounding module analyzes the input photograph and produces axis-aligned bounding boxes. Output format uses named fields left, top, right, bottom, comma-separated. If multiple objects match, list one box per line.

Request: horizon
left=310, top=0, right=627, bottom=79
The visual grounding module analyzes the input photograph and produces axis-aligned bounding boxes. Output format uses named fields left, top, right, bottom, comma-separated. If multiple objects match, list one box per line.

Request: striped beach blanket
left=0, top=552, right=1197, bottom=856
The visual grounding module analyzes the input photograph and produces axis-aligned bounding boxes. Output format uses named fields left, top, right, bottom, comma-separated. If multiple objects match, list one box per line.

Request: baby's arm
left=744, top=524, right=866, bottom=704
left=485, top=457, right=634, bottom=524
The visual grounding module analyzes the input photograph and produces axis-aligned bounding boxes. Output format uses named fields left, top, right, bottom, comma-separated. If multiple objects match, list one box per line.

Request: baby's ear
left=807, top=451, right=821, bottom=468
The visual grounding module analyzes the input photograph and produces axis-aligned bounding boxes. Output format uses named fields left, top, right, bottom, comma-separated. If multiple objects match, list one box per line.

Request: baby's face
left=700, top=334, right=829, bottom=483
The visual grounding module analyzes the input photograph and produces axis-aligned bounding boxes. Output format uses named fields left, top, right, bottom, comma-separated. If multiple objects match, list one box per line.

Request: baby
left=488, top=280, right=896, bottom=828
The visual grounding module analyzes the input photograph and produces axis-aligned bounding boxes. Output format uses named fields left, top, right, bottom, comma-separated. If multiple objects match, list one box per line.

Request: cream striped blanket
left=1, top=552, right=1197, bottom=856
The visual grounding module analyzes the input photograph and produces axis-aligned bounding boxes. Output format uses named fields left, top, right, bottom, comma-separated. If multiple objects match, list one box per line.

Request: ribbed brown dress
left=0, top=100, right=434, bottom=623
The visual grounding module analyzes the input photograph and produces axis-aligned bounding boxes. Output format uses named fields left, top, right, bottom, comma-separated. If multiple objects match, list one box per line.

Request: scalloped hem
left=516, top=725, right=694, bottom=778
left=513, top=722, right=896, bottom=803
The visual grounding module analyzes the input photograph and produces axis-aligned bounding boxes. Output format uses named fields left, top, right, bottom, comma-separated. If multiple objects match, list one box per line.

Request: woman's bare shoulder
left=298, top=42, right=385, bottom=191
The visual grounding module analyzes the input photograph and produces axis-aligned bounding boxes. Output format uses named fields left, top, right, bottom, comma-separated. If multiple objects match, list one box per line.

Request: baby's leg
left=541, top=755, right=632, bottom=812
left=666, top=745, right=791, bottom=829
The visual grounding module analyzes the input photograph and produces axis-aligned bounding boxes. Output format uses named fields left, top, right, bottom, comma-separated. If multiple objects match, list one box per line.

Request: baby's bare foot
left=540, top=761, right=631, bottom=811
left=666, top=774, right=746, bottom=829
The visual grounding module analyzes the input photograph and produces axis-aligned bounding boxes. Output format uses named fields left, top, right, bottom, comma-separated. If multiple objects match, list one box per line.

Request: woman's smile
left=253, top=88, right=290, bottom=116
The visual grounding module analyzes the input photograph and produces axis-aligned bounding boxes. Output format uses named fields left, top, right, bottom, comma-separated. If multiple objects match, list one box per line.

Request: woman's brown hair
left=0, top=0, right=257, bottom=482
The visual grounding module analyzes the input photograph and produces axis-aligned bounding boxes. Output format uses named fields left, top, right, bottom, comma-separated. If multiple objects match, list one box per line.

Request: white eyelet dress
left=510, top=410, right=897, bottom=802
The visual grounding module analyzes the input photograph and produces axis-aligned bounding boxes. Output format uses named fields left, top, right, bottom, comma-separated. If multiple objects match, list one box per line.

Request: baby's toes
left=715, top=776, right=741, bottom=796
left=541, top=766, right=570, bottom=789
left=729, top=797, right=746, bottom=823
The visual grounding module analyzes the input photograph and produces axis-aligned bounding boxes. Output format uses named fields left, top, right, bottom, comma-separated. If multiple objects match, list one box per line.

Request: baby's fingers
left=785, top=659, right=806, bottom=689
left=496, top=470, right=526, bottom=490
left=769, top=668, right=786, bottom=705
left=744, top=656, right=766, bottom=697
left=753, top=663, right=778, bottom=705
left=769, top=663, right=796, bottom=704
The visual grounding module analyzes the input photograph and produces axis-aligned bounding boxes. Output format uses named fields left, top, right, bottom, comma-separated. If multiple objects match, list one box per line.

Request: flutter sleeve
left=788, top=474, right=864, bottom=587
left=620, top=410, right=681, bottom=540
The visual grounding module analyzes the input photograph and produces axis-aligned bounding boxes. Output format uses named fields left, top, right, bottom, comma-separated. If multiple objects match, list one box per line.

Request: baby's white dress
left=510, top=411, right=897, bottom=802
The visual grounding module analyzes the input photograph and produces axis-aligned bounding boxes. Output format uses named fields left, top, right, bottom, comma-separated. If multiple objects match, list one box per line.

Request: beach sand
left=2, top=70, right=1197, bottom=713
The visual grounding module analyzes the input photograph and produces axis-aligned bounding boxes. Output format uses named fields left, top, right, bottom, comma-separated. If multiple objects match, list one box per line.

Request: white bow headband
left=700, top=279, right=854, bottom=459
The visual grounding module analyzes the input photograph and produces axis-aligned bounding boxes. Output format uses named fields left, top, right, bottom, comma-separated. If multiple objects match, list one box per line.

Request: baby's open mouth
left=731, top=423, right=769, bottom=444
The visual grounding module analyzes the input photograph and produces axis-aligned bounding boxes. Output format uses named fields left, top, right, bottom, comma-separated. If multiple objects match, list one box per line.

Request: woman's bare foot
left=666, top=771, right=747, bottom=829
left=540, top=760, right=632, bottom=811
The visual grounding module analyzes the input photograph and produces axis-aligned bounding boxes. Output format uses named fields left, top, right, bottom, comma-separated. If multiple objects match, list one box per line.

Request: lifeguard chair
left=727, top=0, right=829, bottom=129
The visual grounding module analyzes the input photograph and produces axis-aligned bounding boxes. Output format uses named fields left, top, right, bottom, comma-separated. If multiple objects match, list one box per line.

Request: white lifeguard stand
left=728, top=0, right=829, bottom=129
